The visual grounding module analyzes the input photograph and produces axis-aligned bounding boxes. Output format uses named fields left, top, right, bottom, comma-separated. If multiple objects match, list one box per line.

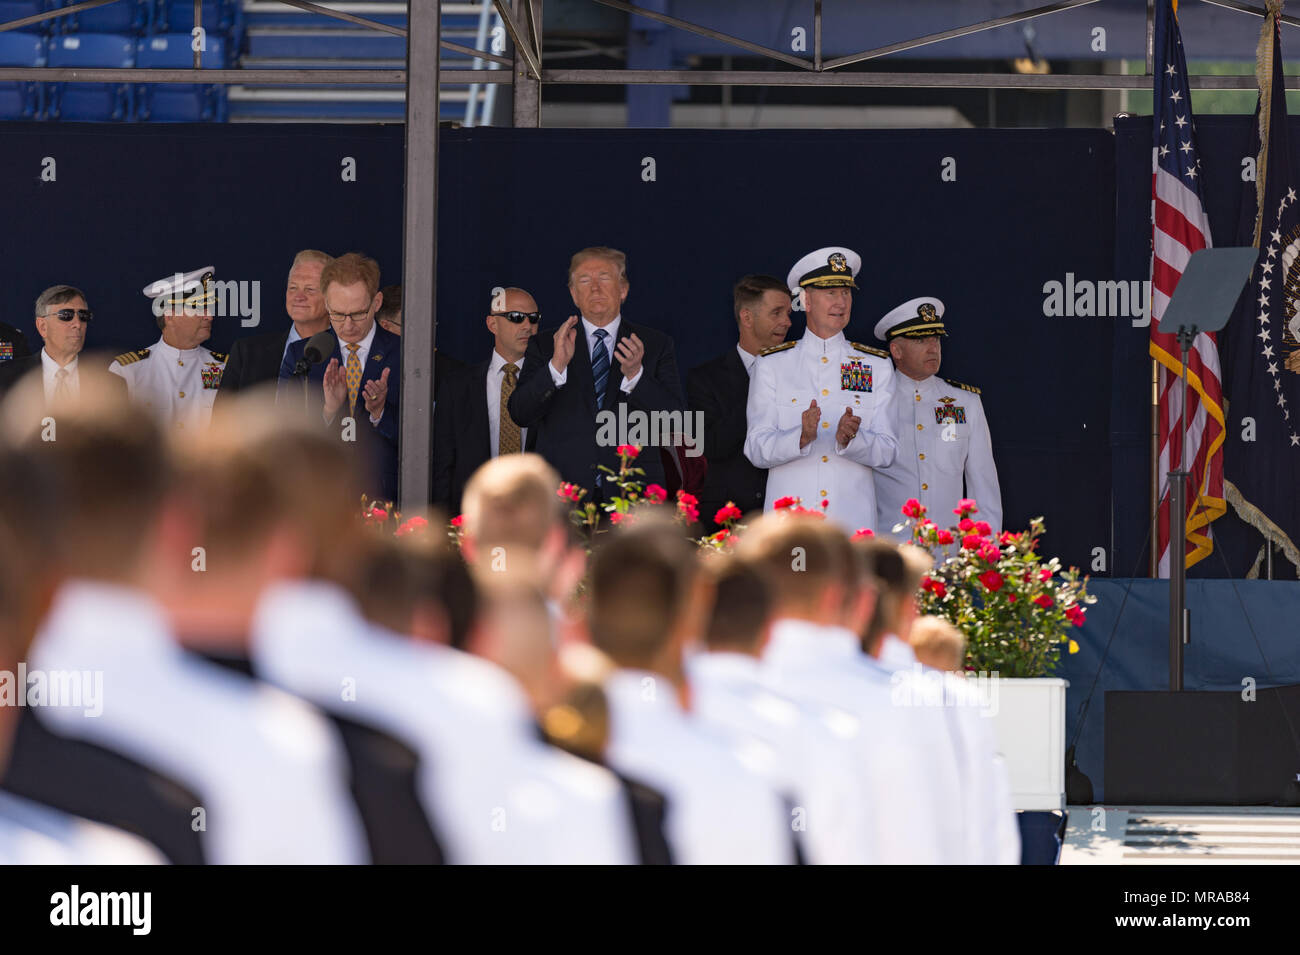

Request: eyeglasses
left=328, top=308, right=372, bottom=324
left=47, top=308, right=93, bottom=323
left=491, top=311, right=541, bottom=325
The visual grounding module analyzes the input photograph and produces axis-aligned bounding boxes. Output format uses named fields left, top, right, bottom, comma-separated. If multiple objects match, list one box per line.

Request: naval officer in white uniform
left=110, top=266, right=228, bottom=431
left=872, top=297, right=1001, bottom=535
left=744, top=246, right=898, bottom=533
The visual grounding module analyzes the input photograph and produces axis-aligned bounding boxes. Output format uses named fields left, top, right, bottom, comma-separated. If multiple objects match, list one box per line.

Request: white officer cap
left=787, top=246, right=860, bottom=295
left=143, top=266, right=216, bottom=310
left=874, top=296, right=947, bottom=342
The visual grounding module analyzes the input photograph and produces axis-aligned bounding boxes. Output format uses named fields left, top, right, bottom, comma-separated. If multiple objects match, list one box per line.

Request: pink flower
left=1040, top=568, right=1052, bottom=581
left=979, top=570, right=1004, bottom=592
left=610, top=511, right=631, bottom=526
left=774, top=496, right=799, bottom=510
left=935, top=529, right=954, bottom=546
left=901, top=498, right=923, bottom=519
left=852, top=528, right=875, bottom=539
left=557, top=482, right=586, bottom=503
left=616, top=444, right=641, bottom=460
left=820, top=498, right=829, bottom=510
left=450, top=514, right=464, bottom=528
left=974, top=521, right=992, bottom=536
left=978, top=542, right=1001, bottom=562
left=644, top=484, right=668, bottom=504
left=962, top=534, right=986, bottom=551
left=714, top=503, right=743, bottom=525
left=395, top=516, right=429, bottom=537
left=958, top=518, right=975, bottom=532
left=369, top=507, right=388, bottom=521
left=676, top=490, right=699, bottom=523
left=954, top=498, right=978, bottom=518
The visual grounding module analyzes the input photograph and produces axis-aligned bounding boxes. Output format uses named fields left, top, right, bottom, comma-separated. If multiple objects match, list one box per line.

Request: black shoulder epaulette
left=943, top=377, right=981, bottom=395
left=759, top=341, right=796, bottom=356
left=852, top=341, right=890, bottom=359
left=208, top=351, right=228, bottom=363
left=113, top=348, right=150, bottom=366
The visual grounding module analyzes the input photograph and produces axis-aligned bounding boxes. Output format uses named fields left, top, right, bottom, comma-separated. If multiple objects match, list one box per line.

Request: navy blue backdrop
left=0, top=123, right=1117, bottom=570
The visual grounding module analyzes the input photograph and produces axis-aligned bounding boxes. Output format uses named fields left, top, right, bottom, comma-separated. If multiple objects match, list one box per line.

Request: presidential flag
left=1221, top=0, right=1300, bottom=572
left=1150, top=0, right=1225, bottom=576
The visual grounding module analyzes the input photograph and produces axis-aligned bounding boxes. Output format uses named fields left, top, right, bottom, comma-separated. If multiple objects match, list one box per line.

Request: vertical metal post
left=814, top=0, right=822, bottom=72
left=399, top=0, right=441, bottom=513
left=1145, top=0, right=1154, bottom=76
left=513, top=0, right=542, bottom=127
left=194, top=0, right=203, bottom=69
left=1150, top=358, right=1159, bottom=578
left=1169, top=333, right=1190, bottom=692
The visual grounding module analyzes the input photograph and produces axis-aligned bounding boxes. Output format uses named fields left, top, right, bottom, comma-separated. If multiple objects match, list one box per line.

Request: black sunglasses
left=491, top=311, right=541, bottom=325
left=49, top=308, right=93, bottom=323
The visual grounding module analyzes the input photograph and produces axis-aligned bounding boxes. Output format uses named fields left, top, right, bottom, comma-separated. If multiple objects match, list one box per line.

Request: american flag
left=1150, top=0, right=1225, bottom=577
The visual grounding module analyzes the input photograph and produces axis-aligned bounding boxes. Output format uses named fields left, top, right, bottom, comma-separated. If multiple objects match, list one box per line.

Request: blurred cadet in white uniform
left=873, top=297, right=1001, bottom=535
left=110, top=266, right=227, bottom=432
left=745, top=246, right=897, bottom=533
left=589, top=522, right=795, bottom=865
left=0, top=374, right=367, bottom=864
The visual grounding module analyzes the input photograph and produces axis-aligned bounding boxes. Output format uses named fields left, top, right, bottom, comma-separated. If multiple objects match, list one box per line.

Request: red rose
left=610, top=512, right=631, bottom=526
left=958, top=518, right=974, bottom=532
left=676, top=490, right=699, bottom=523
left=370, top=507, right=388, bottom=521
left=773, top=496, right=799, bottom=510
left=901, top=498, right=923, bottom=519
left=395, top=516, right=429, bottom=537
left=1033, top=594, right=1054, bottom=609
left=852, top=528, right=874, bottom=539
left=644, top=484, right=668, bottom=504
left=450, top=514, right=464, bottom=528
left=979, top=570, right=1004, bottom=592
left=978, top=542, right=1001, bottom=562
left=974, top=520, right=992, bottom=536
left=710, top=528, right=731, bottom=544
left=999, top=531, right=1013, bottom=546
left=616, top=444, right=641, bottom=460
left=962, top=534, right=986, bottom=551
left=1066, top=605, right=1087, bottom=627
left=1007, top=594, right=1016, bottom=604
left=820, top=498, right=829, bottom=510
left=954, top=498, right=978, bottom=518
left=932, top=580, right=947, bottom=598
left=557, top=482, right=585, bottom=503
left=714, top=503, right=743, bottom=525
left=1040, top=569, right=1052, bottom=581
left=936, top=529, right=954, bottom=545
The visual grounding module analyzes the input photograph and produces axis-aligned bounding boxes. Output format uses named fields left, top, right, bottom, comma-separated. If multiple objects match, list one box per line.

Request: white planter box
left=982, top=677, right=1068, bottom=811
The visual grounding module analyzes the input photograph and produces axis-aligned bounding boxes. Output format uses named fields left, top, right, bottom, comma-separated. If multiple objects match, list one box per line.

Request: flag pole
left=1151, top=358, right=1159, bottom=578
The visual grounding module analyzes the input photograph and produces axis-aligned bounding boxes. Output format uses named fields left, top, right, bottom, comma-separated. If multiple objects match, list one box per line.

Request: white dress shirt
left=40, top=348, right=79, bottom=404
left=29, top=579, right=368, bottom=864
left=487, top=350, right=528, bottom=457
left=603, top=668, right=792, bottom=865
left=251, top=579, right=638, bottom=864
left=109, top=336, right=227, bottom=432
left=548, top=314, right=644, bottom=393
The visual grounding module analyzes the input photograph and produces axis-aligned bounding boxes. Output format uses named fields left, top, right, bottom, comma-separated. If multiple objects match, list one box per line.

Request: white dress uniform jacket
left=251, top=580, right=638, bottom=865
left=762, top=618, right=965, bottom=864
left=875, top=372, right=1001, bottom=535
left=0, top=790, right=163, bottom=864
left=686, top=651, right=869, bottom=864
left=604, top=669, right=793, bottom=865
left=745, top=328, right=898, bottom=532
left=109, top=337, right=227, bottom=431
left=28, top=579, right=368, bottom=864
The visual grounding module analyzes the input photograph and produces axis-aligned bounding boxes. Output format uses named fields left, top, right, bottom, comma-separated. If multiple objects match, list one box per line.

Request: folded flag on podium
left=1149, top=0, right=1225, bottom=576
left=1221, top=0, right=1300, bottom=572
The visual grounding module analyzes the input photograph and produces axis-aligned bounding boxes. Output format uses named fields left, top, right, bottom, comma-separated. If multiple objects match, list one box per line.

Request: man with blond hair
left=219, top=249, right=333, bottom=399
left=509, top=246, right=684, bottom=500
left=278, top=251, right=401, bottom=501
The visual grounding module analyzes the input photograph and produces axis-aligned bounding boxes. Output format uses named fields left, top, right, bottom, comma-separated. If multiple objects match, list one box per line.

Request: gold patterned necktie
left=499, top=362, right=521, bottom=455
left=345, top=343, right=362, bottom=414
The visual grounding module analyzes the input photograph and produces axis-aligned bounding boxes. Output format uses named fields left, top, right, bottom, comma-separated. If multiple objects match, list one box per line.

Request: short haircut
left=568, top=246, right=627, bottom=286
left=354, top=526, right=477, bottom=650
left=461, top=453, right=565, bottom=554
left=34, top=284, right=87, bottom=319
left=703, top=557, right=772, bottom=652
left=377, top=284, right=401, bottom=323
left=733, top=514, right=848, bottom=613
left=588, top=519, right=695, bottom=669
left=290, top=249, right=333, bottom=273
left=321, top=252, right=381, bottom=300
left=858, top=538, right=930, bottom=653
left=181, top=390, right=365, bottom=586
left=732, top=274, right=790, bottom=322
left=910, top=615, right=966, bottom=672
left=0, top=370, right=169, bottom=580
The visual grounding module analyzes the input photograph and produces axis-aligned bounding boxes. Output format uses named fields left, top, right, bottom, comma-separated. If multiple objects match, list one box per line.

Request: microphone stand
left=1167, top=325, right=1196, bottom=692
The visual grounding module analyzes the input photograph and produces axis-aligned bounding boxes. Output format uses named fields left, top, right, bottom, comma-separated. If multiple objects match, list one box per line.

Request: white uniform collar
left=32, top=578, right=176, bottom=670
left=800, top=326, right=846, bottom=355
left=153, top=336, right=207, bottom=362
left=688, top=650, right=762, bottom=685
left=876, top=632, right=919, bottom=673
left=764, top=618, right=859, bottom=667
left=605, top=668, right=684, bottom=718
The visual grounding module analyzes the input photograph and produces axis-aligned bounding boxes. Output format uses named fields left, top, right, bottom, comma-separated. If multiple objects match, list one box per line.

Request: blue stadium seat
left=0, top=31, right=45, bottom=119
left=45, top=32, right=133, bottom=120
left=0, top=1, right=53, bottom=35
left=58, top=0, right=147, bottom=34
left=134, top=32, right=226, bottom=120
left=156, top=0, right=236, bottom=35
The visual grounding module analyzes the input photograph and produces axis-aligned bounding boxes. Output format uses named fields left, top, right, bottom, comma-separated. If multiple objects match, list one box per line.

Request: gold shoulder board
left=759, top=341, right=796, bottom=356
left=114, top=348, right=150, bottom=366
left=852, top=342, right=890, bottom=359
left=208, top=351, right=228, bottom=363
left=943, top=377, right=982, bottom=395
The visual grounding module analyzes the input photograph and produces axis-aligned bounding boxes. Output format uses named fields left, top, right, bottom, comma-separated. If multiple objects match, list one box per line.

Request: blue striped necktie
left=591, top=328, right=610, bottom=409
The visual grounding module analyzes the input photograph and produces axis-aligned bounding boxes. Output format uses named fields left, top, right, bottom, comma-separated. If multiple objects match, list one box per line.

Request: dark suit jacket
left=278, top=326, right=402, bottom=502
left=432, top=356, right=539, bottom=515
left=216, top=327, right=291, bottom=402
left=508, top=317, right=684, bottom=496
left=0, top=350, right=127, bottom=401
left=687, top=347, right=767, bottom=528
left=0, top=321, right=31, bottom=360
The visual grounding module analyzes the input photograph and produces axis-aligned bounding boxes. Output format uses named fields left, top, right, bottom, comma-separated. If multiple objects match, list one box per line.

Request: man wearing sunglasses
left=432, top=287, right=541, bottom=514
left=0, top=285, right=124, bottom=403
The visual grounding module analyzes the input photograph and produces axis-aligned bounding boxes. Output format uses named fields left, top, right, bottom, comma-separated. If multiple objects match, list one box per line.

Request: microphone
left=293, top=330, right=335, bottom=377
